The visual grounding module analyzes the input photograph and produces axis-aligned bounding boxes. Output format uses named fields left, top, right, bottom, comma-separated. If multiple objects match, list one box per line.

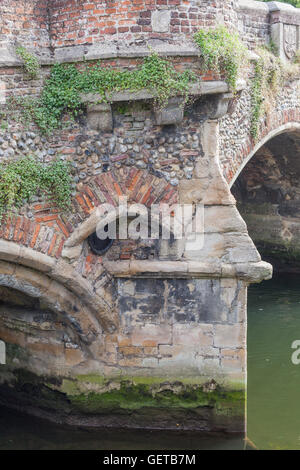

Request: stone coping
left=238, top=0, right=298, bottom=14
left=0, top=42, right=201, bottom=68
left=1, top=42, right=251, bottom=70
left=103, top=259, right=273, bottom=283
left=54, top=41, right=201, bottom=64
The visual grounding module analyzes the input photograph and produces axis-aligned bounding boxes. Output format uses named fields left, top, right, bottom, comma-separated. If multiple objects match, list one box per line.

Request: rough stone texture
left=154, top=96, right=185, bottom=126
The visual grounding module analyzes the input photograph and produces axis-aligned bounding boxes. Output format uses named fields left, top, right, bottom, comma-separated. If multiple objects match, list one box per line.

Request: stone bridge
left=0, top=0, right=299, bottom=433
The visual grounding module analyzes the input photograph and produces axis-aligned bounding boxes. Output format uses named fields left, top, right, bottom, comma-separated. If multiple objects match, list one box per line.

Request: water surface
left=248, top=274, right=300, bottom=450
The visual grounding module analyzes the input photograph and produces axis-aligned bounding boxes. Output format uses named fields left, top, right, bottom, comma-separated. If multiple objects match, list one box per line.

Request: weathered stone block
left=269, top=2, right=300, bottom=62
left=214, top=324, right=245, bottom=349
left=224, top=232, right=261, bottom=264
left=151, top=10, right=171, bottom=33
left=221, top=348, right=245, bottom=374
left=131, top=325, right=172, bottom=346
left=184, top=233, right=225, bottom=261
left=173, top=324, right=213, bottom=349
left=209, top=93, right=233, bottom=119
left=204, top=205, right=247, bottom=234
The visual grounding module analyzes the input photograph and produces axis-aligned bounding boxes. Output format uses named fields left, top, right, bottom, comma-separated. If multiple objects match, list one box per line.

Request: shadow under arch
left=229, top=122, right=300, bottom=188
left=231, top=122, right=300, bottom=274
left=0, top=240, right=117, bottom=335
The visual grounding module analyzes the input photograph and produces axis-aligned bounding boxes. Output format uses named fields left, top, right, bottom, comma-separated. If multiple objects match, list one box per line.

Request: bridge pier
left=0, top=118, right=271, bottom=432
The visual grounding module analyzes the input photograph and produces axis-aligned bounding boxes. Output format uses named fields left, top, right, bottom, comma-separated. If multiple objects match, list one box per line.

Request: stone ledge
left=0, top=45, right=51, bottom=68
left=268, top=1, right=298, bottom=14
left=103, top=259, right=273, bottom=283
left=238, top=0, right=298, bottom=15
left=54, top=41, right=201, bottom=64
left=0, top=42, right=201, bottom=68
left=238, top=0, right=268, bottom=13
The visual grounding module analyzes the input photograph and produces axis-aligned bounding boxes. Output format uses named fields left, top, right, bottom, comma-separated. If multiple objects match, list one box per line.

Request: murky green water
left=1, top=274, right=300, bottom=449
left=247, top=273, right=300, bottom=450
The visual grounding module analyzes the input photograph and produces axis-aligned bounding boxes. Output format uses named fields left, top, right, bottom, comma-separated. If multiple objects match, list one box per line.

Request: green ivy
left=13, top=53, right=196, bottom=135
left=261, top=0, right=300, bottom=7
left=0, top=156, right=72, bottom=220
left=250, top=58, right=264, bottom=140
left=250, top=46, right=284, bottom=140
left=193, top=26, right=247, bottom=90
left=16, top=46, right=40, bottom=80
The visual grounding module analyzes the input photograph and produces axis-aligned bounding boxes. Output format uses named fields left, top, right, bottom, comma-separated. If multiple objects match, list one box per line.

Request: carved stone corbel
left=154, top=96, right=186, bottom=125
left=209, top=92, right=233, bottom=119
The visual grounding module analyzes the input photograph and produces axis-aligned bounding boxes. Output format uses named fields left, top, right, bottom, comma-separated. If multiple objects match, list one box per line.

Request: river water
left=0, top=273, right=299, bottom=450
left=247, top=273, right=300, bottom=450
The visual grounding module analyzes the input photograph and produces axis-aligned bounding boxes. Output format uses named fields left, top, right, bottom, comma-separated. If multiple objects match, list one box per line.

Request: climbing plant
left=193, top=26, right=247, bottom=90
left=12, top=53, right=196, bottom=135
left=250, top=46, right=285, bottom=139
left=16, top=46, right=40, bottom=79
left=0, top=156, right=72, bottom=219
left=261, top=0, right=300, bottom=7
left=10, top=30, right=300, bottom=143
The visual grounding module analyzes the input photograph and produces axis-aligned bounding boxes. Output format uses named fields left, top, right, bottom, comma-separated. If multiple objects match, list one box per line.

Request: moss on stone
left=0, top=368, right=244, bottom=430
left=75, top=374, right=107, bottom=385
left=68, top=380, right=244, bottom=417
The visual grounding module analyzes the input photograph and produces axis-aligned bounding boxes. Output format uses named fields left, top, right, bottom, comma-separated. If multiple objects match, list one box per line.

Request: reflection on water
left=248, top=273, right=300, bottom=450
left=1, top=273, right=299, bottom=449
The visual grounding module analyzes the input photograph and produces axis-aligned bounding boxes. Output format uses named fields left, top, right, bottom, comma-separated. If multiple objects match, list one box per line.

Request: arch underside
left=0, top=241, right=119, bottom=355
left=229, top=122, right=300, bottom=187
left=231, top=123, right=300, bottom=273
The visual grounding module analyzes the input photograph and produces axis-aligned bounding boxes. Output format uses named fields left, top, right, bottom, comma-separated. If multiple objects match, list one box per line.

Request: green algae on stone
left=68, top=380, right=245, bottom=416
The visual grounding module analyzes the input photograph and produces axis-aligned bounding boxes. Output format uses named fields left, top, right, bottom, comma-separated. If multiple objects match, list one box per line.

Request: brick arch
left=63, top=168, right=179, bottom=271
left=0, top=169, right=175, bottom=328
left=222, top=110, right=300, bottom=187
left=0, top=168, right=177, bottom=257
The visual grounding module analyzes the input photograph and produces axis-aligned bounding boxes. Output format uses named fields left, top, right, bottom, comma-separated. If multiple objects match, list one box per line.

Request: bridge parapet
left=238, top=0, right=300, bottom=59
